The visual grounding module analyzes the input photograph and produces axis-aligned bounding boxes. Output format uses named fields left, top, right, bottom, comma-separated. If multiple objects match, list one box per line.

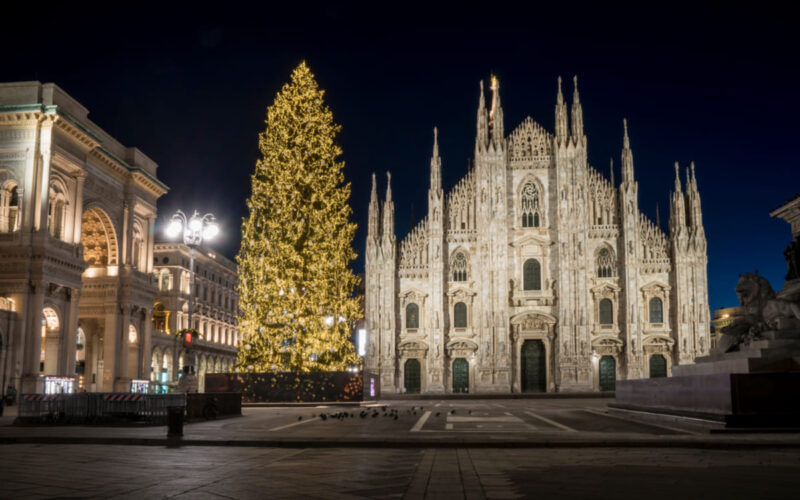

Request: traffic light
left=183, top=331, right=193, bottom=349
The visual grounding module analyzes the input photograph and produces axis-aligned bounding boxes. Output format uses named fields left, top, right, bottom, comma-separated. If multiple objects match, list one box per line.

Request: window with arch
left=1, top=182, right=20, bottom=233
left=597, top=248, right=616, bottom=278
left=454, top=302, right=468, bottom=328
left=47, top=184, right=68, bottom=240
left=451, top=252, right=468, bottom=282
left=599, top=298, right=613, bottom=325
left=649, top=297, right=663, bottom=324
left=523, top=259, right=541, bottom=291
left=406, top=303, right=419, bottom=329
left=128, top=324, right=138, bottom=344
left=521, top=182, right=541, bottom=228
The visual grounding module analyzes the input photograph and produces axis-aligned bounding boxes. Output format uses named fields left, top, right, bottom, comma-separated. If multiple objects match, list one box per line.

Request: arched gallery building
left=0, top=82, right=167, bottom=393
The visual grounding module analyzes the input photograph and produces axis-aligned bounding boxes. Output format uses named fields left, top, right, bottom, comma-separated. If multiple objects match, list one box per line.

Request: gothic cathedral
left=364, top=76, right=710, bottom=393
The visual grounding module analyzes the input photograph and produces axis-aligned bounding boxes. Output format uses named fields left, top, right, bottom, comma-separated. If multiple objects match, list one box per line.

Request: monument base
left=614, top=372, right=800, bottom=427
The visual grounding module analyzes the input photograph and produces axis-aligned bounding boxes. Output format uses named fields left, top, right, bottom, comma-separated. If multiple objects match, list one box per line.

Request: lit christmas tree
left=237, top=62, right=361, bottom=372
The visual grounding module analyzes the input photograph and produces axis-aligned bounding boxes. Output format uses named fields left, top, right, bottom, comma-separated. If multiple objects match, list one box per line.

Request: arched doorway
left=404, top=359, right=421, bottom=394
left=599, top=356, right=616, bottom=391
left=649, top=354, right=667, bottom=378
left=452, top=358, right=469, bottom=393
left=521, top=340, right=546, bottom=392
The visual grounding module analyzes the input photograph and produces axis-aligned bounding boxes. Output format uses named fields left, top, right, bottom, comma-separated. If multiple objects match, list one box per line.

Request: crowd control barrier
left=16, top=393, right=186, bottom=425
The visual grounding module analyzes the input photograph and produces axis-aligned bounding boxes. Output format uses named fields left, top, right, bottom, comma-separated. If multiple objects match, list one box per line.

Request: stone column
left=102, top=306, right=119, bottom=392
left=58, top=288, right=80, bottom=377
left=21, top=281, right=45, bottom=393
left=145, top=215, right=156, bottom=273
left=141, top=307, right=152, bottom=380
left=114, top=304, right=131, bottom=391
left=71, top=171, right=86, bottom=245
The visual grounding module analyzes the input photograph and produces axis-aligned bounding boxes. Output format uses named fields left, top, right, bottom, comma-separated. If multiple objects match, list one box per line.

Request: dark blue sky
left=3, top=2, right=797, bottom=311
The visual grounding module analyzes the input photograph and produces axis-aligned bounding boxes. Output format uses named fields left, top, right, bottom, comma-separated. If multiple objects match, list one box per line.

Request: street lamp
left=165, top=210, right=219, bottom=376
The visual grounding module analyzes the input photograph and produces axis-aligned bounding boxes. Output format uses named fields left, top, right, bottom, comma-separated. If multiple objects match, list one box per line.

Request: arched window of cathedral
left=649, top=297, right=663, bottom=324
left=406, top=303, right=419, bottom=329
left=596, top=248, right=616, bottom=278
left=451, top=252, right=468, bottom=282
left=521, top=182, right=541, bottom=228
left=599, top=298, right=613, bottom=325
left=454, top=302, right=467, bottom=328
left=523, top=259, right=541, bottom=291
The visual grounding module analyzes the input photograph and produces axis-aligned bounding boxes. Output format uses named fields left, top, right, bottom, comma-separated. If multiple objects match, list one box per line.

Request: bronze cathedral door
left=521, top=340, right=546, bottom=392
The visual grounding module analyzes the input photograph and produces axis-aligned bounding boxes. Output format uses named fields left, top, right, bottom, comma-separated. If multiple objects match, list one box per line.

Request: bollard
left=167, top=406, right=184, bottom=437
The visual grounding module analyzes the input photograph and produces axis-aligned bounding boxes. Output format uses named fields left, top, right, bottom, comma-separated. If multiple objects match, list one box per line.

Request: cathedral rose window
left=521, top=182, right=541, bottom=228
left=597, top=248, right=616, bottom=277
left=452, top=252, right=468, bottom=282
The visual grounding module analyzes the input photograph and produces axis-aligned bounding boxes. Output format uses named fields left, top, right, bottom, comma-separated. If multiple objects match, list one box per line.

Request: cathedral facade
left=365, top=77, right=710, bottom=393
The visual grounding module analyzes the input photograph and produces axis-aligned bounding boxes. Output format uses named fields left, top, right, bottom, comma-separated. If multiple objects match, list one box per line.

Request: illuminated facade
left=365, top=77, right=710, bottom=393
left=150, top=243, right=238, bottom=392
left=0, top=82, right=166, bottom=393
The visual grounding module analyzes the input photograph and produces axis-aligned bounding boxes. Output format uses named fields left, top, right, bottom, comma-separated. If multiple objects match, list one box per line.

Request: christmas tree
left=237, top=62, right=361, bottom=372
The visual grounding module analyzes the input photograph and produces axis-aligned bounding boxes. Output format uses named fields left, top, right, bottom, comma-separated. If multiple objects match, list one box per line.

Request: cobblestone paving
left=2, top=445, right=800, bottom=499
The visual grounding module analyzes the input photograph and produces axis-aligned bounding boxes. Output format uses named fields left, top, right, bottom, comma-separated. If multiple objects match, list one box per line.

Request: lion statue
left=718, top=272, right=800, bottom=353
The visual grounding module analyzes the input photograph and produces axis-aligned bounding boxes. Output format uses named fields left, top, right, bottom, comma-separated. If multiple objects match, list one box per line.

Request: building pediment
left=510, top=311, right=557, bottom=329
left=446, top=339, right=478, bottom=358
left=509, top=233, right=550, bottom=248
left=399, top=339, right=429, bottom=356
left=591, top=282, right=621, bottom=294
left=641, top=281, right=670, bottom=294
left=400, top=288, right=429, bottom=302
left=446, top=285, right=476, bottom=298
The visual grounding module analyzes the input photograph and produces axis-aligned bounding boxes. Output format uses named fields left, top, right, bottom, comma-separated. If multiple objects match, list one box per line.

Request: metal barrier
left=16, top=393, right=186, bottom=425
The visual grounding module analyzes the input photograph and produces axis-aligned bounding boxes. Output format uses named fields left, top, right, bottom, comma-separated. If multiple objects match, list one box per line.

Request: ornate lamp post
left=165, top=210, right=219, bottom=379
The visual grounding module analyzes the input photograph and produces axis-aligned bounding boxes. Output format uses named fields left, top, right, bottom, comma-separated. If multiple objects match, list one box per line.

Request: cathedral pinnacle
left=609, top=158, right=615, bottom=187
left=621, top=119, right=635, bottom=185
left=555, top=76, right=569, bottom=141
left=489, top=75, right=504, bottom=145
left=571, top=75, right=584, bottom=140
left=386, top=171, right=392, bottom=202
left=623, top=118, right=630, bottom=149
left=476, top=80, right=489, bottom=151
left=430, top=127, right=442, bottom=192
left=370, top=172, right=378, bottom=203
left=674, top=162, right=682, bottom=193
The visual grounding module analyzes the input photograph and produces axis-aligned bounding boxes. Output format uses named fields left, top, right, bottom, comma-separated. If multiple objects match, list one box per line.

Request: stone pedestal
left=613, top=329, right=800, bottom=427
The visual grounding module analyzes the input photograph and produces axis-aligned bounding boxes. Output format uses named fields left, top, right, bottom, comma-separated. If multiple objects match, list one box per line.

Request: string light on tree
left=237, top=62, right=361, bottom=373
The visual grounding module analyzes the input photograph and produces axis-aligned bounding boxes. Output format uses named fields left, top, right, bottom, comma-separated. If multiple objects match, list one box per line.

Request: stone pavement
left=3, top=398, right=800, bottom=498
left=3, top=398, right=800, bottom=449
left=1, top=444, right=799, bottom=499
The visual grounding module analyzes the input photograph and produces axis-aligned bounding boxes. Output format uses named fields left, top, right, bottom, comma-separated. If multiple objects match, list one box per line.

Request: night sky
left=3, top=2, right=797, bottom=312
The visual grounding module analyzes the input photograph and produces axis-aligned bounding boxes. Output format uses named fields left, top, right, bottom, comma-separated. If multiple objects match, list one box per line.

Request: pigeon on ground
left=435, top=412, right=441, bottom=417
left=298, top=416, right=303, bottom=421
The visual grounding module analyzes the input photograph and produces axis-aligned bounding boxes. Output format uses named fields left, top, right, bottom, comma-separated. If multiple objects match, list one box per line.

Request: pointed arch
left=450, top=248, right=469, bottom=282
left=518, top=176, right=545, bottom=228
left=595, top=245, right=617, bottom=278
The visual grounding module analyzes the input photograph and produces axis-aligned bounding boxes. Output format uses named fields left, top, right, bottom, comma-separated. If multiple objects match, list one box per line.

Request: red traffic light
left=184, top=332, right=193, bottom=349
